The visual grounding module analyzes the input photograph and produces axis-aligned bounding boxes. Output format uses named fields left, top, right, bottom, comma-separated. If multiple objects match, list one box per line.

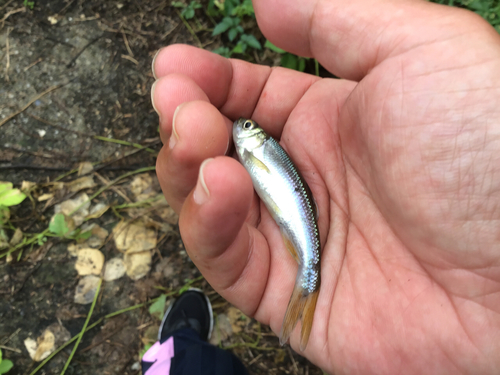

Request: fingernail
left=151, top=48, right=163, bottom=79
left=193, top=158, right=212, bottom=205
left=151, top=81, right=160, bottom=118
left=169, top=104, right=183, bottom=149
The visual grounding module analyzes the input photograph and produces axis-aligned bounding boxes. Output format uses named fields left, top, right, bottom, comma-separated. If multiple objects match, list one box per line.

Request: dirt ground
left=0, top=1, right=323, bottom=374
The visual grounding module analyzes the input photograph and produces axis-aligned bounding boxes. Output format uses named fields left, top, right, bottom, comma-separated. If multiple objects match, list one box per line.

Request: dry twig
left=122, top=31, right=134, bottom=56
left=4, top=27, right=11, bottom=80
left=0, top=6, right=24, bottom=28
left=0, top=84, right=66, bottom=128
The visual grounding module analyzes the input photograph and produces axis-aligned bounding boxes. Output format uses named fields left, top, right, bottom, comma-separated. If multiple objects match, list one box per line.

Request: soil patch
left=0, top=1, right=322, bottom=374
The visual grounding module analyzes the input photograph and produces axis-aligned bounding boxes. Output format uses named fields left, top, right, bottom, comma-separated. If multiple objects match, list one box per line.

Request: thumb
left=255, top=0, right=498, bottom=80
left=179, top=156, right=271, bottom=315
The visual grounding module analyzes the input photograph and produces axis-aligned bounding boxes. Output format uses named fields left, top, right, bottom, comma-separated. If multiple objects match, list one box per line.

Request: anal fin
left=281, top=229, right=301, bottom=265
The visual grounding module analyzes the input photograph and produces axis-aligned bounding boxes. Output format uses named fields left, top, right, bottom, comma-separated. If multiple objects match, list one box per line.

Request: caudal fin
left=300, top=288, right=318, bottom=351
left=279, top=284, right=319, bottom=351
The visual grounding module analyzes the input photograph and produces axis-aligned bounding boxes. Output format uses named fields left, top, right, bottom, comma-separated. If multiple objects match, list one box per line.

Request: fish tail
left=279, top=282, right=319, bottom=351
left=300, top=288, right=318, bottom=351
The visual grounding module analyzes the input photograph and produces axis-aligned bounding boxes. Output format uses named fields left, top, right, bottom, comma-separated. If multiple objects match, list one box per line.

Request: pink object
left=143, top=337, right=175, bottom=375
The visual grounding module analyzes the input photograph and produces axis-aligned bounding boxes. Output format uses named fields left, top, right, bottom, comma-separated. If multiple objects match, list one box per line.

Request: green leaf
left=228, top=27, right=239, bottom=41
left=241, top=34, right=261, bottom=50
left=0, top=186, right=26, bottom=207
left=264, top=40, right=286, bottom=54
left=178, top=283, right=192, bottom=295
left=223, top=0, right=236, bottom=17
left=212, top=46, right=231, bottom=57
left=0, top=229, right=8, bottom=250
left=298, top=58, right=306, bottom=72
left=191, top=1, right=202, bottom=9
left=183, top=7, right=195, bottom=18
left=231, top=0, right=254, bottom=17
left=467, top=0, right=486, bottom=11
left=49, top=213, right=70, bottom=237
left=281, top=53, right=299, bottom=70
left=37, top=235, right=47, bottom=246
left=171, top=1, right=186, bottom=8
left=0, top=183, right=13, bottom=195
left=212, top=0, right=225, bottom=14
left=212, top=20, right=231, bottom=36
left=139, top=343, right=153, bottom=359
left=232, top=41, right=246, bottom=54
left=149, top=294, right=167, bottom=320
left=79, top=231, right=92, bottom=240
left=0, top=359, right=13, bottom=374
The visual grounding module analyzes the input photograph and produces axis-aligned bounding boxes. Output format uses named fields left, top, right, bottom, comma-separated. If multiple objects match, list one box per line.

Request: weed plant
left=204, top=0, right=500, bottom=73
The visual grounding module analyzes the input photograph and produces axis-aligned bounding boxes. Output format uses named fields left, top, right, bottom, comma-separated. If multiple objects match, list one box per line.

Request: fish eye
left=243, top=120, right=253, bottom=129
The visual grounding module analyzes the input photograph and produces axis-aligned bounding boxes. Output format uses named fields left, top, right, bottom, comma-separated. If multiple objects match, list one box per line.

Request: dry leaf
left=78, top=162, right=94, bottom=176
left=54, top=193, right=90, bottom=227
left=24, top=338, right=38, bottom=360
left=75, top=248, right=105, bottom=276
left=34, top=330, right=54, bottom=361
left=274, top=349, right=286, bottom=364
left=130, top=173, right=156, bottom=201
left=24, top=324, right=71, bottom=362
left=66, top=176, right=96, bottom=193
left=113, top=221, right=156, bottom=254
left=52, top=181, right=65, bottom=191
left=103, top=257, right=126, bottom=281
left=67, top=224, right=108, bottom=256
left=37, top=193, right=54, bottom=202
left=209, top=314, right=232, bottom=346
left=74, top=275, right=100, bottom=304
left=9, top=227, right=23, bottom=246
left=141, top=325, right=160, bottom=346
left=227, top=307, right=246, bottom=334
left=156, top=199, right=178, bottom=225
left=47, top=15, right=58, bottom=24
left=21, top=180, right=36, bottom=191
left=29, top=241, right=53, bottom=263
left=79, top=223, right=108, bottom=247
left=46, top=323, right=71, bottom=344
left=124, top=251, right=152, bottom=280
left=67, top=243, right=85, bottom=256
left=87, top=202, right=109, bottom=220
left=88, top=225, right=109, bottom=247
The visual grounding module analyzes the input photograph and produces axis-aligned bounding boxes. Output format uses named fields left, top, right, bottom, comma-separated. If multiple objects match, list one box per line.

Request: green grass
left=172, top=0, right=499, bottom=73
left=431, top=0, right=500, bottom=31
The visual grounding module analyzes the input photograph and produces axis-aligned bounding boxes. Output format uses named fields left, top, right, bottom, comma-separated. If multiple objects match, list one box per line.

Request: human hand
left=152, top=0, right=500, bottom=373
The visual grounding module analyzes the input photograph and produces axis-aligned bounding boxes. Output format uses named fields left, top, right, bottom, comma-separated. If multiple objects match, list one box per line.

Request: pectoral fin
left=261, top=195, right=282, bottom=224
left=243, top=149, right=270, bottom=173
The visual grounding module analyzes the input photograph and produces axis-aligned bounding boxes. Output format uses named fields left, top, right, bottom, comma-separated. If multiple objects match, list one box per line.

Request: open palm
left=152, top=1, right=500, bottom=373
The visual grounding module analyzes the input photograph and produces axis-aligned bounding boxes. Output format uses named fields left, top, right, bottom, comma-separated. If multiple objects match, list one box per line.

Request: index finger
left=152, top=44, right=320, bottom=138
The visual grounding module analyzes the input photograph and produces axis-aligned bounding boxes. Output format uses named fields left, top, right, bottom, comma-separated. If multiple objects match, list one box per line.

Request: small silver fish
left=233, top=118, right=321, bottom=351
